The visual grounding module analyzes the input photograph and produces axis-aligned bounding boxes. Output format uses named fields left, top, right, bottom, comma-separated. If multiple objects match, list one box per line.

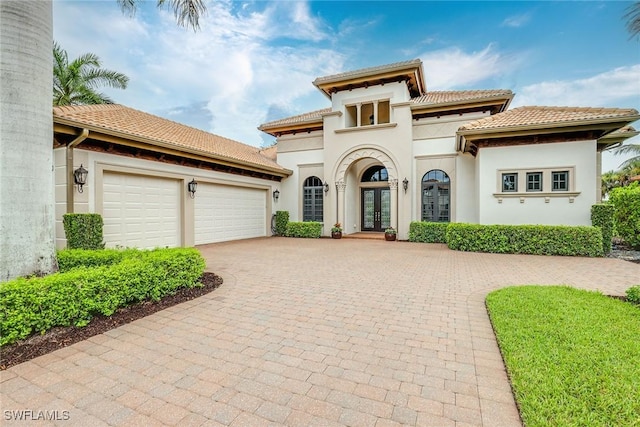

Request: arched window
left=361, top=165, right=388, bottom=182
left=303, top=176, right=323, bottom=222
left=422, top=170, right=450, bottom=222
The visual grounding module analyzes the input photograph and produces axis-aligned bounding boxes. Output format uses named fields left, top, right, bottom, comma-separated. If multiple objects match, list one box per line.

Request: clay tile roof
left=53, top=104, right=287, bottom=173
left=313, top=59, right=422, bottom=85
left=459, top=106, right=640, bottom=131
left=259, top=107, right=331, bottom=129
left=411, top=90, right=513, bottom=105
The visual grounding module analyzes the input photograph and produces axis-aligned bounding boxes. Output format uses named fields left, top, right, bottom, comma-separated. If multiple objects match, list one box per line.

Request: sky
left=53, top=0, right=640, bottom=172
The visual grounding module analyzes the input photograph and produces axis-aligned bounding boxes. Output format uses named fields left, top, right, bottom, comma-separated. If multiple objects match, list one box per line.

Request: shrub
left=591, top=204, right=615, bottom=254
left=408, top=221, right=448, bottom=243
left=609, top=183, right=640, bottom=249
left=446, top=223, right=603, bottom=257
left=285, top=222, right=322, bottom=238
left=62, top=213, right=105, bottom=250
left=0, top=248, right=205, bottom=346
left=627, top=285, right=640, bottom=305
left=274, top=211, right=289, bottom=236
left=57, top=248, right=142, bottom=272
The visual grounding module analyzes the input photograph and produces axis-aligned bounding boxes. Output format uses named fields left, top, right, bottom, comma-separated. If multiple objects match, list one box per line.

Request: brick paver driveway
left=2, top=238, right=639, bottom=426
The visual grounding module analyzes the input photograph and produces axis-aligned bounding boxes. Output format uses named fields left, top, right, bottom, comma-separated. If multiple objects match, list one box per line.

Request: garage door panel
left=195, top=184, right=266, bottom=245
left=103, top=172, right=180, bottom=248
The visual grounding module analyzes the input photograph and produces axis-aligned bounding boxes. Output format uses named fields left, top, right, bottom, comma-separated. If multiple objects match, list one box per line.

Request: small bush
left=275, top=211, right=289, bottom=236
left=62, top=213, right=105, bottom=250
left=446, top=223, right=603, bottom=257
left=57, top=248, right=142, bottom=272
left=609, top=183, right=640, bottom=249
left=627, top=285, right=640, bottom=305
left=285, top=222, right=322, bottom=238
left=0, top=248, right=205, bottom=346
left=591, top=204, right=615, bottom=254
left=408, top=221, right=448, bottom=243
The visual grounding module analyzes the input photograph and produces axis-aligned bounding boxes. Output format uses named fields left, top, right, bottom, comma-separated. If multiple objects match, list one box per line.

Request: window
left=422, top=170, right=450, bottom=222
left=345, top=100, right=390, bottom=128
left=361, top=165, right=388, bottom=182
left=502, top=173, right=518, bottom=192
left=526, top=172, right=542, bottom=192
left=303, top=176, right=323, bottom=222
left=552, top=171, right=569, bottom=191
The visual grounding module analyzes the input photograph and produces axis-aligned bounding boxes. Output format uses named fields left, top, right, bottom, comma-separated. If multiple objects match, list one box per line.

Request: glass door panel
left=363, top=189, right=375, bottom=229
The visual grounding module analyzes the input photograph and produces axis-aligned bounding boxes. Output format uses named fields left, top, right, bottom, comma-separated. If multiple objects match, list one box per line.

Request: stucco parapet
left=334, top=123, right=397, bottom=134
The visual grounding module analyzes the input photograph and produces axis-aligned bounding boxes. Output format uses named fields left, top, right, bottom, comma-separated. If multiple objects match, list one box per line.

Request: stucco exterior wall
left=476, top=140, right=597, bottom=226
left=275, top=148, right=324, bottom=223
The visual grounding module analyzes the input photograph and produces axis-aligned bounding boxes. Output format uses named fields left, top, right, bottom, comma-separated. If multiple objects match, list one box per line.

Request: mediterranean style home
left=53, top=59, right=638, bottom=247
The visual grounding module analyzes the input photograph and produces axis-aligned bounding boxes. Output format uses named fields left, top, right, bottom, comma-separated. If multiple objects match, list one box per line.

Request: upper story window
left=345, top=100, right=390, bottom=128
left=362, top=165, right=388, bottom=182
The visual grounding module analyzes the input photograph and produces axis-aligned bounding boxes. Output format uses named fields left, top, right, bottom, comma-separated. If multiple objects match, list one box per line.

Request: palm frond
left=83, top=69, right=129, bottom=90
left=613, top=143, right=640, bottom=156
left=624, top=2, right=640, bottom=37
left=157, top=0, right=206, bottom=30
left=117, top=0, right=137, bottom=17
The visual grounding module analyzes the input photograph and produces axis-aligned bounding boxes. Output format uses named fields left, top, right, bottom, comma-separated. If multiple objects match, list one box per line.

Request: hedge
left=0, top=248, right=205, bottom=346
left=609, top=183, right=640, bottom=250
left=408, top=221, right=448, bottom=243
left=627, top=285, right=640, bottom=305
left=57, top=248, right=142, bottom=272
left=446, top=223, right=603, bottom=257
left=275, top=211, right=289, bottom=236
left=62, top=213, right=105, bottom=250
left=285, top=221, right=322, bottom=238
left=591, top=204, right=615, bottom=254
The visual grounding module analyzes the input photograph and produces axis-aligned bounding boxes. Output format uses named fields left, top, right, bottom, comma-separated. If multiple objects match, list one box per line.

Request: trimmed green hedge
left=591, top=204, right=615, bottom=254
left=57, top=248, right=143, bottom=271
left=609, top=183, right=640, bottom=250
left=627, top=286, right=640, bottom=305
left=408, top=221, right=448, bottom=243
left=0, top=248, right=205, bottom=346
left=275, top=211, right=289, bottom=236
left=62, top=213, right=105, bottom=250
left=446, top=223, right=603, bottom=257
left=285, top=222, right=322, bottom=238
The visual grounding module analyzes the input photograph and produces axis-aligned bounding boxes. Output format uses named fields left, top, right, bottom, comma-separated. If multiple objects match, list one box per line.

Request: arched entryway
left=361, top=165, right=391, bottom=231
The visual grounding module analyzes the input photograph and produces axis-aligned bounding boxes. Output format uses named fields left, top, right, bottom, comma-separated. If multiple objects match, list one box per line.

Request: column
left=373, top=100, right=379, bottom=125
left=389, top=179, right=398, bottom=230
left=356, top=103, right=362, bottom=127
left=336, top=180, right=346, bottom=230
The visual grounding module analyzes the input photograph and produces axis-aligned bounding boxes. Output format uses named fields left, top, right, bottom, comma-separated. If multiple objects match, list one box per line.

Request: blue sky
left=53, top=0, right=640, bottom=172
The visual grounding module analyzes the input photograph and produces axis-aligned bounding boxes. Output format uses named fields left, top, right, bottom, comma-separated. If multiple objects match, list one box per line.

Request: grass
left=486, top=286, right=640, bottom=427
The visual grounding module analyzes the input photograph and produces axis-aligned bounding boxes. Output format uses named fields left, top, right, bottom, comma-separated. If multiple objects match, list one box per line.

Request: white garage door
left=102, top=172, right=181, bottom=248
left=195, top=184, right=266, bottom=244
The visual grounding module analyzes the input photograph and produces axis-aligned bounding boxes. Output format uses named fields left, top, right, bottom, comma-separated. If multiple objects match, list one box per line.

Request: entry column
left=389, top=179, right=398, bottom=230
left=336, top=180, right=346, bottom=230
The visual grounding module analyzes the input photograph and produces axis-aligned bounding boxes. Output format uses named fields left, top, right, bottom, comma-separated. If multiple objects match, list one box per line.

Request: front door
left=362, top=188, right=390, bottom=231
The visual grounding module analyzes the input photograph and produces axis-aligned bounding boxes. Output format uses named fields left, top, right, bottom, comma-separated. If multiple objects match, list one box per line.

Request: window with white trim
left=495, top=167, right=577, bottom=197
left=552, top=171, right=569, bottom=191
left=502, top=173, right=518, bottom=192
left=526, top=172, right=542, bottom=192
left=303, top=176, right=323, bottom=222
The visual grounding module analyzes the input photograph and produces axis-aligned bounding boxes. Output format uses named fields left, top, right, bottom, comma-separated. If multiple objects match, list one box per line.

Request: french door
left=361, top=187, right=390, bottom=231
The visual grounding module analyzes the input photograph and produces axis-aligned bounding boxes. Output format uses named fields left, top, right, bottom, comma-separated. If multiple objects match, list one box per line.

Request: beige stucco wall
left=476, top=140, right=597, bottom=226
left=54, top=148, right=278, bottom=249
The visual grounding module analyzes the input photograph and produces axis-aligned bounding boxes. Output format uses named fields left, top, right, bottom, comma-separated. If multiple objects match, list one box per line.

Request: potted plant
left=331, top=222, right=343, bottom=239
left=384, top=227, right=397, bottom=241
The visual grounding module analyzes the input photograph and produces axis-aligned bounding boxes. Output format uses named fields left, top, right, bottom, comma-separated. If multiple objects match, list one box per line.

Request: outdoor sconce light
left=403, top=177, right=409, bottom=193
left=73, top=164, right=88, bottom=193
left=187, top=178, right=197, bottom=198
left=324, top=182, right=329, bottom=194
left=273, top=189, right=280, bottom=202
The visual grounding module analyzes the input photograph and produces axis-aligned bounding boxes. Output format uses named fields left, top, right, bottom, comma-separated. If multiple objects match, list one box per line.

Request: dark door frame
left=361, top=187, right=390, bottom=231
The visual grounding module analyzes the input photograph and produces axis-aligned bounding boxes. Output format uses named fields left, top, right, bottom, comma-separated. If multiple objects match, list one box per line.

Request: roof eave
left=411, top=94, right=514, bottom=116
left=54, top=118, right=293, bottom=178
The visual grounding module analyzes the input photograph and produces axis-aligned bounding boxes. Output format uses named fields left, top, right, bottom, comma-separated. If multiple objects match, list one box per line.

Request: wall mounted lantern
left=73, top=164, right=88, bottom=193
left=187, top=178, right=198, bottom=198
left=403, top=177, right=409, bottom=193
left=324, top=182, right=329, bottom=194
left=273, top=189, right=280, bottom=202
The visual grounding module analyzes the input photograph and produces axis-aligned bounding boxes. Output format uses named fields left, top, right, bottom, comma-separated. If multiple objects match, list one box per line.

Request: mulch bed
left=0, top=272, right=222, bottom=370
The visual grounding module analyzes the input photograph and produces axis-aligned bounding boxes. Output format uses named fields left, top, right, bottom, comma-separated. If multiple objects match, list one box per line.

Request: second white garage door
left=102, top=172, right=181, bottom=248
left=194, top=184, right=266, bottom=244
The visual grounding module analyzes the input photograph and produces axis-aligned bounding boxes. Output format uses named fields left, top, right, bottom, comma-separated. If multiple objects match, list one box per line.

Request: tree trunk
left=0, top=1, right=56, bottom=280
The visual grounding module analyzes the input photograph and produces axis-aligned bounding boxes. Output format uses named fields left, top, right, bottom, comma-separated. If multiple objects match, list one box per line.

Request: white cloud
left=420, top=44, right=522, bottom=90
left=501, top=13, right=531, bottom=28
left=512, top=65, right=640, bottom=107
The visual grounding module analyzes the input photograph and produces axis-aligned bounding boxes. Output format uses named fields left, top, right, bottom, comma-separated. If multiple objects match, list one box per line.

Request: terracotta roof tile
left=54, top=104, right=286, bottom=173
left=313, top=59, right=422, bottom=85
left=259, top=108, right=330, bottom=129
left=411, top=90, right=513, bottom=105
left=459, top=106, right=639, bottom=131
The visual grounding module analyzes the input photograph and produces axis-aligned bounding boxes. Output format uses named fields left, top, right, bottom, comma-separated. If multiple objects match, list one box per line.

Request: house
left=259, top=59, right=639, bottom=240
left=53, top=104, right=291, bottom=249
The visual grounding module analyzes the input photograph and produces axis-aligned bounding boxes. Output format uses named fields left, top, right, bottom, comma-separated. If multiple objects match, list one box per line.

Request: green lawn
left=486, top=286, right=640, bottom=427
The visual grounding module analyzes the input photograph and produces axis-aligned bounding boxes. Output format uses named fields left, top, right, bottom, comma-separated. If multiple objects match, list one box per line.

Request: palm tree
left=0, top=1, right=206, bottom=281
left=625, top=2, right=640, bottom=37
left=53, top=42, right=129, bottom=106
left=613, top=142, right=640, bottom=169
